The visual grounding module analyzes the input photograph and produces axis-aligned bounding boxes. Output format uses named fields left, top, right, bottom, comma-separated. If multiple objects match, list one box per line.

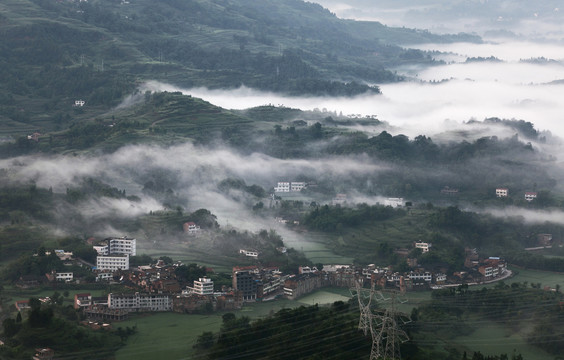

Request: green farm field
left=116, top=295, right=333, bottom=360
left=507, top=267, right=564, bottom=289
left=451, top=319, right=554, bottom=360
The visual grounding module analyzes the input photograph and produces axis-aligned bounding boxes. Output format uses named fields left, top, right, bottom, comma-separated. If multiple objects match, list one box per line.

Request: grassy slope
left=34, top=92, right=256, bottom=154
left=316, top=208, right=432, bottom=263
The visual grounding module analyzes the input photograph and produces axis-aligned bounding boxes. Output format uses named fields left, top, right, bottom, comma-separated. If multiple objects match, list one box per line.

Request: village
left=12, top=183, right=554, bottom=324
left=13, top=232, right=515, bottom=323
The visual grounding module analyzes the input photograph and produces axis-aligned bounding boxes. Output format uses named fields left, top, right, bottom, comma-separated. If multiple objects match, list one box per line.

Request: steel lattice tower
left=351, top=282, right=410, bottom=360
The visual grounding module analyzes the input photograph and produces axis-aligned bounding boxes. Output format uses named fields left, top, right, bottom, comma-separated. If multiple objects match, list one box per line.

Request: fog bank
left=138, top=78, right=564, bottom=140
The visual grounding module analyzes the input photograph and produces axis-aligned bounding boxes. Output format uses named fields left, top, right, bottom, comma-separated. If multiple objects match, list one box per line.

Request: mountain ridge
left=0, top=0, right=480, bottom=137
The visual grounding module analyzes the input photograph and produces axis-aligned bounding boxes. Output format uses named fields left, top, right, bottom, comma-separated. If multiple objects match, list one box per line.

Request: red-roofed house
left=525, top=192, right=537, bottom=201
left=74, top=293, right=92, bottom=309
left=15, top=300, right=30, bottom=311
left=183, top=222, right=200, bottom=234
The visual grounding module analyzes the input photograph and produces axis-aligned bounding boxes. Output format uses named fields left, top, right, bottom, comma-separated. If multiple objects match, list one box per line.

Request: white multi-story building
left=435, top=273, right=447, bottom=283
left=525, top=192, right=537, bottom=201
left=108, top=237, right=136, bottom=256
left=108, top=292, right=172, bottom=312
left=408, top=271, right=433, bottom=282
left=94, top=237, right=136, bottom=256
left=291, top=182, right=306, bottom=192
left=193, top=277, right=214, bottom=296
left=96, top=271, right=113, bottom=282
left=274, top=182, right=290, bottom=192
left=415, top=241, right=432, bottom=253
left=55, top=272, right=73, bottom=282
left=384, top=198, right=404, bottom=208
left=261, top=276, right=283, bottom=297
left=496, top=188, right=508, bottom=197
left=94, top=244, right=109, bottom=255
left=274, top=181, right=307, bottom=192
left=480, top=266, right=494, bottom=278
left=96, top=254, right=129, bottom=271
left=239, top=249, right=259, bottom=258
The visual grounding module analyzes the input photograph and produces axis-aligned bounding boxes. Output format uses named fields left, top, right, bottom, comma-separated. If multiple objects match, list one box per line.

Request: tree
left=159, top=256, right=173, bottom=265
left=188, top=209, right=219, bottom=229
left=2, top=318, right=19, bottom=337
left=222, top=313, right=236, bottom=324
left=310, top=122, right=322, bottom=139
left=194, top=331, right=215, bottom=349
left=29, top=297, right=41, bottom=311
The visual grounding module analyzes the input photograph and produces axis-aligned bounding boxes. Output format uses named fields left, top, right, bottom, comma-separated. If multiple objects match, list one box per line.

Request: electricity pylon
left=372, top=291, right=410, bottom=360
left=351, top=281, right=410, bottom=360
left=350, top=279, right=375, bottom=335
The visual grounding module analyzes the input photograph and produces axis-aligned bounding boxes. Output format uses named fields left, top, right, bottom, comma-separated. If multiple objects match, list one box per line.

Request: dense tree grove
left=303, top=203, right=403, bottom=232
left=1, top=297, right=132, bottom=359
left=194, top=298, right=534, bottom=360
left=174, top=263, right=207, bottom=284
left=199, top=302, right=372, bottom=359
left=218, top=178, right=267, bottom=198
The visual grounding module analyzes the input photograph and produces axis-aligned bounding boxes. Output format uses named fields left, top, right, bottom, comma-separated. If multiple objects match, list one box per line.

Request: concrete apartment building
left=108, top=292, right=172, bottom=312
left=94, top=237, right=137, bottom=256
left=96, top=254, right=129, bottom=271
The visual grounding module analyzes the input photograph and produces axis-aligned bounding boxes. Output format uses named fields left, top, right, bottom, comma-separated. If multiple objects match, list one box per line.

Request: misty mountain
left=0, top=0, right=482, bottom=138
left=314, top=0, right=564, bottom=38
left=0, top=87, right=559, bottom=251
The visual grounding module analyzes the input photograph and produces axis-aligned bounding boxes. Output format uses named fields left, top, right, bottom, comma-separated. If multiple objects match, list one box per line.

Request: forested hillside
left=0, top=0, right=480, bottom=137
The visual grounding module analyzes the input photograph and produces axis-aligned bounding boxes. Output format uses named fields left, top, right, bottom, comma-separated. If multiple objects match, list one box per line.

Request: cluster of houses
left=69, top=262, right=244, bottom=321
left=496, top=187, right=537, bottom=201
left=15, top=234, right=516, bottom=323
left=440, top=186, right=539, bottom=201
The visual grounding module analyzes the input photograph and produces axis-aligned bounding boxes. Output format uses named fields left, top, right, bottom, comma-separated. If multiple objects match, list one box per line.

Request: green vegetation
left=1, top=0, right=563, bottom=359
left=192, top=288, right=547, bottom=360
left=295, top=204, right=564, bottom=273
left=411, top=284, right=564, bottom=358
left=1, top=296, right=133, bottom=359
left=0, top=0, right=477, bottom=139
left=200, top=302, right=371, bottom=359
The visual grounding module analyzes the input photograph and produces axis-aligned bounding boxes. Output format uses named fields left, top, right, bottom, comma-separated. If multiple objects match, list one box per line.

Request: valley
left=2, top=1, right=564, bottom=359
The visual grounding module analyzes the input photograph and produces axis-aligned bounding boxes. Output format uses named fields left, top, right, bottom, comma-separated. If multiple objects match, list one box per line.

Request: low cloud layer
left=0, top=143, right=386, bottom=228
left=313, top=0, right=564, bottom=39
left=133, top=38, right=564, bottom=142
left=411, top=41, right=564, bottom=63
left=483, top=206, right=564, bottom=226
left=139, top=75, right=564, bottom=141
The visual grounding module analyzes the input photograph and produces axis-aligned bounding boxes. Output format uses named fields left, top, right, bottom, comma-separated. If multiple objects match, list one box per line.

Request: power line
left=352, top=280, right=411, bottom=360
